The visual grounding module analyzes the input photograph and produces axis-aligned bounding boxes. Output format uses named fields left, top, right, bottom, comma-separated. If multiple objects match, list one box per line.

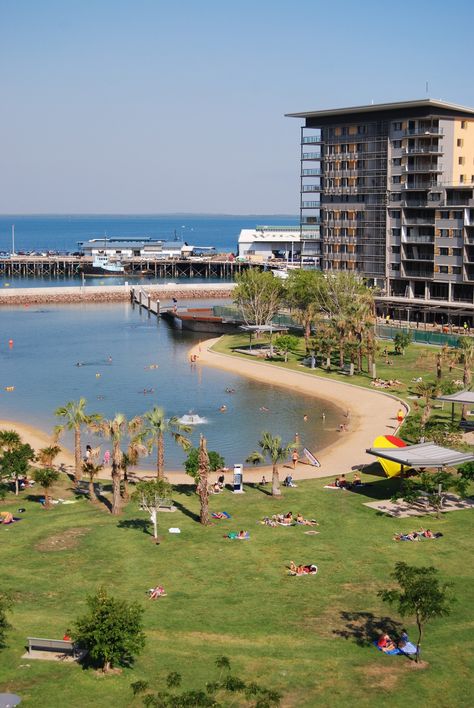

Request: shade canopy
left=437, top=390, right=474, bottom=405
left=366, top=442, right=474, bottom=468
left=240, top=325, right=288, bottom=332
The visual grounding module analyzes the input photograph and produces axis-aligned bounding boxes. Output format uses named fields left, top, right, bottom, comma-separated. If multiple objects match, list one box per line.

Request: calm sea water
left=0, top=302, right=340, bottom=471
left=0, top=214, right=298, bottom=254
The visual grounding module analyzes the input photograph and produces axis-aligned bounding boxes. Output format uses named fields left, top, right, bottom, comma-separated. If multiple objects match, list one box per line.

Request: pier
left=0, top=255, right=250, bottom=279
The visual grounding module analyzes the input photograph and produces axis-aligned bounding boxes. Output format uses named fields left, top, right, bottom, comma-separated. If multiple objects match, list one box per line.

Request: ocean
left=0, top=214, right=298, bottom=255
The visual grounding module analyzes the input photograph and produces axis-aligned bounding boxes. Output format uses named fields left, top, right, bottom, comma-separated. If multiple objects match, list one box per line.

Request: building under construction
left=286, top=99, right=474, bottom=324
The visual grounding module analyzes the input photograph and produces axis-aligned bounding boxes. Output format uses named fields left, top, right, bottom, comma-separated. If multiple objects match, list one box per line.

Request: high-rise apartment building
left=286, top=99, right=474, bottom=323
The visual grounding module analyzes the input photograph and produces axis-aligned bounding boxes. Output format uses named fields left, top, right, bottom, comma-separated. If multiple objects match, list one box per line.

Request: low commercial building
left=79, top=237, right=187, bottom=259
left=237, top=225, right=305, bottom=262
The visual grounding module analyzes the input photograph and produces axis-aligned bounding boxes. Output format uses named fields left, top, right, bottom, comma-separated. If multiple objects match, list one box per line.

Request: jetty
left=0, top=255, right=250, bottom=279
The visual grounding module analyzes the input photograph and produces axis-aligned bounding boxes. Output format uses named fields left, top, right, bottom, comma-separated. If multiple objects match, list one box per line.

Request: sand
left=0, top=338, right=407, bottom=486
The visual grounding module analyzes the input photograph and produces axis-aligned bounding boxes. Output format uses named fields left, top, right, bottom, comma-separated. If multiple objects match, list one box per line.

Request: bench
left=75, top=481, right=106, bottom=496
left=460, top=420, right=474, bottom=431
left=27, top=637, right=77, bottom=657
left=341, top=363, right=354, bottom=376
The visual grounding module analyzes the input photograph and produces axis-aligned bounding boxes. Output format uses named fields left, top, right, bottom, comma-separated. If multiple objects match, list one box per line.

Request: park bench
left=27, top=637, right=78, bottom=657
left=341, top=363, right=354, bottom=376
left=75, top=481, right=106, bottom=496
left=460, top=420, right=474, bottom=431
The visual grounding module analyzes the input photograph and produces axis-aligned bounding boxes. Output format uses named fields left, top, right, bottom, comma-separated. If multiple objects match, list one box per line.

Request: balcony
left=403, top=267, right=434, bottom=278
left=402, top=217, right=435, bottom=225
left=301, top=217, right=322, bottom=225
left=402, top=127, right=444, bottom=137
left=402, top=235, right=434, bottom=244
left=302, top=136, right=323, bottom=144
left=403, top=146, right=443, bottom=155
left=403, top=165, right=442, bottom=174
left=302, top=185, right=322, bottom=192
left=403, top=254, right=434, bottom=261
left=302, top=169, right=322, bottom=175
left=302, top=152, right=322, bottom=160
left=302, top=201, right=322, bottom=208
left=402, top=181, right=440, bottom=190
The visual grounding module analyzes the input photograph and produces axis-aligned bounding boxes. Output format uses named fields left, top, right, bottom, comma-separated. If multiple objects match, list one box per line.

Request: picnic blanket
left=373, top=641, right=417, bottom=656
left=212, top=512, right=231, bottom=519
left=225, top=532, right=249, bottom=540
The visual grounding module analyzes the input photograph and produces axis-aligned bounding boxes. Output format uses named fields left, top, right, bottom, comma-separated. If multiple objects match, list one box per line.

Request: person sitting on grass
left=377, top=633, right=397, bottom=653
left=335, top=474, right=348, bottom=488
left=149, top=585, right=167, bottom=599
left=296, top=513, right=319, bottom=526
left=260, top=475, right=267, bottom=485
left=352, top=472, right=362, bottom=486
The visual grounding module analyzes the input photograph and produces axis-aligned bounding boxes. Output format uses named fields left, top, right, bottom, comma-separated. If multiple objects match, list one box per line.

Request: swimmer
left=303, top=414, right=308, bottom=422
left=107, top=355, right=113, bottom=362
left=95, top=373, right=101, bottom=378
left=259, top=406, right=269, bottom=412
left=76, top=362, right=83, bottom=367
left=321, top=412, right=326, bottom=420
left=219, top=405, right=227, bottom=412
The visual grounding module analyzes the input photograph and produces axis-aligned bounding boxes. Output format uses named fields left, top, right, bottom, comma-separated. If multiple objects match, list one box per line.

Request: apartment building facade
left=286, top=99, right=474, bottom=323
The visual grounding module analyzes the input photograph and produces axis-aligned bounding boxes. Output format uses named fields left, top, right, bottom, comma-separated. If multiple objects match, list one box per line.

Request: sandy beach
left=0, top=338, right=406, bottom=486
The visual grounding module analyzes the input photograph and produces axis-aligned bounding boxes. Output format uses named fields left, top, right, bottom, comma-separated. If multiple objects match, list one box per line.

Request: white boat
left=82, top=253, right=125, bottom=276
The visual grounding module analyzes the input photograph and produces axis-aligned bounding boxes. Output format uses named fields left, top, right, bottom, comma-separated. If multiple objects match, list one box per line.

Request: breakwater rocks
left=0, top=284, right=235, bottom=306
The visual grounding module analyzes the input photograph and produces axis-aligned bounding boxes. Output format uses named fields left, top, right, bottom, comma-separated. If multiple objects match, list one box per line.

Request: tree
left=120, top=434, right=148, bottom=502
left=0, top=594, right=12, bottom=650
left=274, top=334, right=300, bottom=363
left=414, top=381, right=440, bottom=430
left=233, top=268, right=284, bottom=327
left=143, top=406, right=191, bottom=480
left=132, top=478, right=172, bottom=542
left=0, top=430, right=21, bottom=453
left=82, top=460, right=103, bottom=504
left=90, top=414, right=142, bottom=515
left=74, top=586, right=145, bottom=672
left=32, top=468, right=60, bottom=510
left=393, top=331, right=412, bottom=356
left=392, top=469, right=469, bottom=518
left=0, top=442, right=35, bottom=496
left=379, top=561, right=453, bottom=662
left=457, top=337, right=474, bottom=419
left=36, top=445, right=61, bottom=467
left=285, top=270, right=324, bottom=351
left=184, top=447, right=225, bottom=483
left=246, top=432, right=296, bottom=497
left=197, top=435, right=210, bottom=525
left=55, top=399, right=101, bottom=482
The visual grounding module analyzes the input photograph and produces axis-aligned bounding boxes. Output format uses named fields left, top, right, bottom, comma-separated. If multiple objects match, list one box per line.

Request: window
left=457, top=138, right=464, bottom=147
left=392, top=140, right=402, bottom=148
left=440, top=211, right=449, bottom=219
left=439, top=265, right=449, bottom=273
left=461, top=121, right=467, bottom=129
left=452, top=229, right=463, bottom=237
left=458, top=156, right=465, bottom=165
left=393, top=122, right=402, bottom=131
left=390, top=193, right=401, bottom=201
left=392, top=158, right=402, bottom=166
left=392, top=228, right=401, bottom=237
left=428, top=192, right=442, bottom=201
left=453, top=266, right=462, bottom=274
left=357, top=125, right=367, bottom=135
left=392, top=175, right=401, bottom=184
left=440, top=248, right=449, bottom=256
left=452, top=211, right=463, bottom=219
left=452, top=248, right=462, bottom=256
left=391, top=245, right=400, bottom=254
left=460, top=175, right=465, bottom=183
left=439, top=229, right=449, bottom=237
left=389, top=210, right=401, bottom=218
left=391, top=263, right=400, bottom=270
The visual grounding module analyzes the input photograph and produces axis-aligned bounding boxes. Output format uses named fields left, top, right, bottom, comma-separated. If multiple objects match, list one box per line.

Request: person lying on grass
left=288, top=561, right=318, bottom=576
left=225, top=530, right=250, bottom=540
left=393, top=529, right=443, bottom=541
left=148, top=585, right=167, bottom=599
left=295, top=513, right=319, bottom=526
left=377, top=633, right=397, bottom=653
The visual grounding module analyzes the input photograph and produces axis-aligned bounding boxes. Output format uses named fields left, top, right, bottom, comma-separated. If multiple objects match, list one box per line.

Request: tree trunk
left=284, top=352, right=288, bottom=363
left=121, top=469, right=129, bottom=501
left=157, top=433, right=164, bottom=480
left=111, top=463, right=122, bottom=515
left=271, top=463, right=281, bottom=497
left=44, top=488, right=52, bottom=510
left=416, top=615, right=422, bottom=663
left=15, top=475, right=19, bottom=496
left=74, top=426, right=82, bottom=482
left=326, top=356, right=331, bottom=370
left=150, top=509, right=158, bottom=540
left=304, top=321, right=311, bottom=353
left=198, top=435, right=210, bottom=525
left=88, top=478, right=98, bottom=503
left=357, top=345, right=362, bottom=372
left=339, top=335, right=344, bottom=367
left=103, top=660, right=111, bottom=673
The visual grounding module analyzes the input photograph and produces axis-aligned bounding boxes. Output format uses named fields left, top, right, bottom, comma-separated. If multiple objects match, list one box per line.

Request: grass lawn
left=1, top=473, right=473, bottom=707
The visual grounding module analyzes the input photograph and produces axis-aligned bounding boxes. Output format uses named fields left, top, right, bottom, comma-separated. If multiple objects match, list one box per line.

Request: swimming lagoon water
left=0, top=301, right=340, bottom=471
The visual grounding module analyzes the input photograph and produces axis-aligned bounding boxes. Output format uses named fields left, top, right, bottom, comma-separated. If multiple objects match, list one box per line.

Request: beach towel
left=400, top=641, right=417, bottom=655
left=212, top=512, right=231, bottom=519
left=324, top=485, right=342, bottom=490
left=169, top=528, right=181, bottom=534
left=373, top=641, right=401, bottom=655
left=1, top=517, right=21, bottom=525
left=226, top=532, right=249, bottom=540
left=277, top=521, right=296, bottom=527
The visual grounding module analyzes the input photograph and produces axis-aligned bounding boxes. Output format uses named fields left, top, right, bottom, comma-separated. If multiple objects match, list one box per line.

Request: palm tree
left=90, top=414, right=142, bottom=515
left=32, top=468, right=60, bottom=510
left=55, top=399, right=101, bottom=482
left=457, top=338, right=474, bottom=419
left=285, top=270, right=324, bottom=352
left=415, top=381, right=440, bottom=430
left=247, top=431, right=296, bottom=497
left=36, top=445, right=61, bottom=467
left=120, top=433, right=147, bottom=502
left=143, top=406, right=191, bottom=480
left=197, top=435, right=210, bottom=525
left=82, top=460, right=103, bottom=504
left=0, top=430, right=22, bottom=453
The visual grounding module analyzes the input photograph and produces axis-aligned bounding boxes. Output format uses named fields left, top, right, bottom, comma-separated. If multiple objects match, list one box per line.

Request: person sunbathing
left=296, top=513, right=319, bottom=526
left=237, top=530, right=248, bottom=539
left=290, top=562, right=318, bottom=575
left=149, top=585, right=167, bottom=599
left=377, top=633, right=396, bottom=653
left=352, top=472, right=362, bottom=486
left=335, top=474, right=348, bottom=488
left=0, top=512, right=14, bottom=524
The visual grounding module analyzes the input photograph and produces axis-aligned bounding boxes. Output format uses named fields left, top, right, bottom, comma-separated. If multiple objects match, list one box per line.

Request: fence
left=376, top=324, right=461, bottom=348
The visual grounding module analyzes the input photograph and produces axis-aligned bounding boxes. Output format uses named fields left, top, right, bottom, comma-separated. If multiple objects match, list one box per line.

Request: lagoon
left=0, top=301, right=340, bottom=470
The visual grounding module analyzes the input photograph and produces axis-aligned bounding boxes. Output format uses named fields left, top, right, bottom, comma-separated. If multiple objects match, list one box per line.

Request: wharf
left=0, top=255, right=250, bottom=279
left=0, top=283, right=235, bottom=306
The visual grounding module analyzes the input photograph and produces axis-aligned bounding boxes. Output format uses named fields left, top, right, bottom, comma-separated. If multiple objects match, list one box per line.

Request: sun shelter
left=365, top=441, right=474, bottom=475
left=436, top=390, right=474, bottom=424
left=240, top=324, right=288, bottom=355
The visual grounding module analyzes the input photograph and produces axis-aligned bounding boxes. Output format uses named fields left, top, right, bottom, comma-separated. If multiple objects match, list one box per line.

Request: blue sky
left=1, top=0, right=474, bottom=214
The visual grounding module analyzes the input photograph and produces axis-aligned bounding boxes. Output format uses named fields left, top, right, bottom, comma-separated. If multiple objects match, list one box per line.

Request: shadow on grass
left=173, top=499, right=199, bottom=523
left=172, top=484, right=196, bottom=498
left=333, top=611, right=403, bottom=647
left=117, top=518, right=151, bottom=535
left=349, top=477, right=403, bottom=502
left=244, top=482, right=273, bottom=497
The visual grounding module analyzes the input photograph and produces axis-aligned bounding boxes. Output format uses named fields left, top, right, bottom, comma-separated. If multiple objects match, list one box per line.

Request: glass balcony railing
left=302, top=201, right=321, bottom=208
left=302, top=169, right=322, bottom=175
left=402, top=127, right=444, bottom=137
left=302, top=136, right=323, bottom=144
left=302, top=152, right=322, bottom=160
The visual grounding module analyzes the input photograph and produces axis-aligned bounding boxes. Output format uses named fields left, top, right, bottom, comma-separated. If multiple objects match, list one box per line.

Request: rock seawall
left=0, top=284, right=235, bottom=306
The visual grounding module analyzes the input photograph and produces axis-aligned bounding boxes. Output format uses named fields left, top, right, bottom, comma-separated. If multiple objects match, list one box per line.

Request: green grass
left=1, top=475, right=474, bottom=707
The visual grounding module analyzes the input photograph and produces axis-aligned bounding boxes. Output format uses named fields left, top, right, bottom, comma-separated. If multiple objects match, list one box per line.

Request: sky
left=1, top=0, right=474, bottom=215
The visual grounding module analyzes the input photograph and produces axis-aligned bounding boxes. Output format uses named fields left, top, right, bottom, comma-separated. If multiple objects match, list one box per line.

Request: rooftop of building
left=286, top=98, right=474, bottom=120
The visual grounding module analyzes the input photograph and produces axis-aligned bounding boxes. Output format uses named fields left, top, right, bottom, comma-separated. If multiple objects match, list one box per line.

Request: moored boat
left=81, top=253, right=126, bottom=276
